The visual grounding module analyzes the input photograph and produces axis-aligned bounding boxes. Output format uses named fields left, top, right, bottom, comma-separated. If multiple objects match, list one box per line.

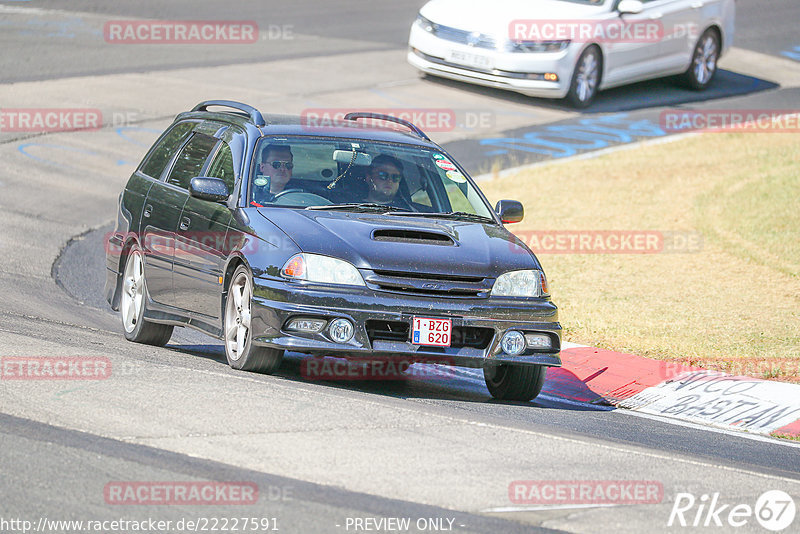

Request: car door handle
left=691, top=2, right=703, bottom=8
left=179, top=216, right=191, bottom=231
left=143, top=204, right=152, bottom=218
left=649, top=13, right=663, bottom=20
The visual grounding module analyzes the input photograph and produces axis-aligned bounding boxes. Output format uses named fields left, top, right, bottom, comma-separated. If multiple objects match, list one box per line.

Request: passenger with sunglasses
left=365, top=154, right=409, bottom=207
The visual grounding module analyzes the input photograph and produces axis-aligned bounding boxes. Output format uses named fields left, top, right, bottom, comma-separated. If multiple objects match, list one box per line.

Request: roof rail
left=191, top=100, right=266, bottom=127
left=343, top=112, right=431, bottom=141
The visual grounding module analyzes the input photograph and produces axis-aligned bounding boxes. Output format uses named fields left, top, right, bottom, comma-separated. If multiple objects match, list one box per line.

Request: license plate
left=446, top=49, right=494, bottom=70
left=412, top=317, right=452, bottom=347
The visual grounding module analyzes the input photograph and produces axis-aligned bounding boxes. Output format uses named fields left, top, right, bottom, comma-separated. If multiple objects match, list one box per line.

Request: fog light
left=501, top=330, right=526, bottom=356
left=525, top=333, right=552, bottom=350
left=545, top=73, right=559, bottom=82
left=328, top=318, right=354, bottom=343
left=287, top=317, right=326, bottom=333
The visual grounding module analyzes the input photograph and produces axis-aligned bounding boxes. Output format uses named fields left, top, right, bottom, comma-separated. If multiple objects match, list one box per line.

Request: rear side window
left=165, top=134, right=219, bottom=190
left=140, top=122, right=195, bottom=179
left=206, top=142, right=236, bottom=192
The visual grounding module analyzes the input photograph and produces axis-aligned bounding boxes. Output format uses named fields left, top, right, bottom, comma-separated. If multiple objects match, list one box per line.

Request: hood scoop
left=371, top=228, right=455, bottom=246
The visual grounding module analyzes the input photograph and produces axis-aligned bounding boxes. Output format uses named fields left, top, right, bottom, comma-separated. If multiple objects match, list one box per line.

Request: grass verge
left=479, top=132, right=800, bottom=382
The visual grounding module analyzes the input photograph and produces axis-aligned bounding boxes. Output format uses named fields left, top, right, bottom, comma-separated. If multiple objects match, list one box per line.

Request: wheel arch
left=111, top=233, right=144, bottom=311
left=704, top=24, right=723, bottom=51
left=221, top=254, right=250, bottom=319
left=581, top=43, right=606, bottom=88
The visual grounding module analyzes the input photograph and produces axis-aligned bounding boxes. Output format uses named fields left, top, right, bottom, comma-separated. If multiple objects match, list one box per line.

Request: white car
left=408, top=0, right=735, bottom=107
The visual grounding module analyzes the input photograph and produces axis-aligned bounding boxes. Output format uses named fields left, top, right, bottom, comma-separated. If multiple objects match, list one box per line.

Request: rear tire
left=120, top=245, right=173, bottom=346
left=683, top=28, right=719, bottom=90
left=224, top=265, right=284, bottom=374
left=566, top=46, right=601, bottom=108
left=484, top=364, right=546, bottom=401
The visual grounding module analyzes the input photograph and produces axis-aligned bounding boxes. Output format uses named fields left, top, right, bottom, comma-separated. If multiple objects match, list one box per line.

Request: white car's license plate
left=412, top=317, right=452, bottom=347
left=446, top=50, right=494, bottom=70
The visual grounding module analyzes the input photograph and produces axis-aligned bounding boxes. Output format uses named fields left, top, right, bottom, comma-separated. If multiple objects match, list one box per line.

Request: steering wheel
left=271, top=188, right=305, bottom=199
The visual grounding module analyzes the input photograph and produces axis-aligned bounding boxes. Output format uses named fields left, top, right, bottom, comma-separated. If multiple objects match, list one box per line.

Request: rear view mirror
left=617, top=0, right=644, bottom=15
left=495, top=200, right=524, bottom=223
left=333, top=150, right=372, bottom=166
left=189, top=176, right=229, bottom=202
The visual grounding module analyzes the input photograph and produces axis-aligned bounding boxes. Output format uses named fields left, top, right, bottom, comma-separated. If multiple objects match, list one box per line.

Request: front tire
left=683, top=29, right=719, bottom=90
left=120, top=245, right=173, bottom=346
left=566, top=46, right=601, bottom=108
left=224, top=265, right=284, bottom=374
left=484, top=364, right=546, bottom=401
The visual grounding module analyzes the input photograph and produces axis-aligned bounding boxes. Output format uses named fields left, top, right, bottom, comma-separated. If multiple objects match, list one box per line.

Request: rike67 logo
left=668, top=490, right=796, bottom=531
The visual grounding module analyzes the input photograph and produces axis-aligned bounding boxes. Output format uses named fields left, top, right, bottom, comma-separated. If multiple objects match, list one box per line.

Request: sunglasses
left=264, top=160, right=294, bottom=170
left=374, top=171, right=402, bottom=183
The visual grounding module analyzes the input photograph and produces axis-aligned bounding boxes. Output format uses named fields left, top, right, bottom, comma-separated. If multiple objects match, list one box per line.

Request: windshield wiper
left=388, top=211, right=495, bottom=223
left=305, top=203, right=411, bottom=213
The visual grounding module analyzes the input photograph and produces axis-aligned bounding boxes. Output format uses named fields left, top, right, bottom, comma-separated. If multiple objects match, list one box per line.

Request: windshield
left=248, top=137, right=495, bottom=220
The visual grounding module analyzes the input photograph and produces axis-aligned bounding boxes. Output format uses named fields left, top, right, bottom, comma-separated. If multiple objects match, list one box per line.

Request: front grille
left=372, top=270, right=483, bottom=283
left=365, top=269, right=490, bottom=298
left=451, top=327, right=493, bottom=349
left=431, top=24, right=497, bottom=50
left=366, top=320, right=494, bottom=350
left=372, top=284, right=483, bottom=297
left=412, top=48, right=534, bottom=80
left=366, top=320, right=409, bottom=343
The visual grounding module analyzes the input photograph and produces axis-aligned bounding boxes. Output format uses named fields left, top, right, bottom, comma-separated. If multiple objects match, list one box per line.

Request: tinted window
left=206, top=142, right=236, bottom=192
left=140, top=122, right=195, bottom=179
left=165, top=134, right=219, bottom=190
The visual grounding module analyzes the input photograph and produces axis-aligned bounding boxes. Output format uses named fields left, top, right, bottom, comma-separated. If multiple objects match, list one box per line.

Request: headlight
left=506, top=40, right=570, bottom=53
left=491, top=270, right=549, bottom=298
left=281, top=253, right=365, bottom=287
left=415, top=14, right=435, bottom=33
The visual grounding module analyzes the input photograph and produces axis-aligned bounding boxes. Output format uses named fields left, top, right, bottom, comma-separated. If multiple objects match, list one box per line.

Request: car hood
left=420, top=0, right=608, bottom=38
left=257, top=208, right=539, bottom=278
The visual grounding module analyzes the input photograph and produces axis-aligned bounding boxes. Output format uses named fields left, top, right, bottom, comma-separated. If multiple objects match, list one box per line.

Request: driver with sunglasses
left=253, top=143, right=296, bottom=204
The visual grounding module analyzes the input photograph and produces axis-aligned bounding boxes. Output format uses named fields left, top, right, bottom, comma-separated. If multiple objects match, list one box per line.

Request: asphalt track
left=1, top=1, right=799, bottom=533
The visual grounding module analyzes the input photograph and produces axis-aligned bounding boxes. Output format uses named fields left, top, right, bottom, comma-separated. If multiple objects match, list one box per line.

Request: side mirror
left=617, top=0, right=644, bottom=15
left=495, top=200, right=524, bottom=224
left=189, top=176, right=229, bottom=202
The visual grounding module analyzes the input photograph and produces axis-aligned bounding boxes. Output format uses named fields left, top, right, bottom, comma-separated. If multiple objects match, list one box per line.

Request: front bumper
left=250, top=277, right=562, bottom=369
left=407, top=25, right=576, bottom=99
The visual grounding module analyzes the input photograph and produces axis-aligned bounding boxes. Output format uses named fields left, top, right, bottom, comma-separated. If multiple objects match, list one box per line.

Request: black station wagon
left=105, top=100, right=562, bottom=401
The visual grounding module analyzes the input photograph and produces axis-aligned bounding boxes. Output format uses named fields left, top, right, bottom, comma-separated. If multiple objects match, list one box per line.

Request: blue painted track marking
left=116, top=126, right=161, bottom=147
left=479, top=113, right=666, bottom=158
left=17, top=143, right=100, bottom=169
left=780, top=46, right=800, bottom=62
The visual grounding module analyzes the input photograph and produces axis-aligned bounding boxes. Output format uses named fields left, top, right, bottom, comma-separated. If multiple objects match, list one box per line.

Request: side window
left=140, top=122, right=195, bottom=179
left=206, top=143, right=236, bottom=192
left=165, top=134, right=219, bottom=190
